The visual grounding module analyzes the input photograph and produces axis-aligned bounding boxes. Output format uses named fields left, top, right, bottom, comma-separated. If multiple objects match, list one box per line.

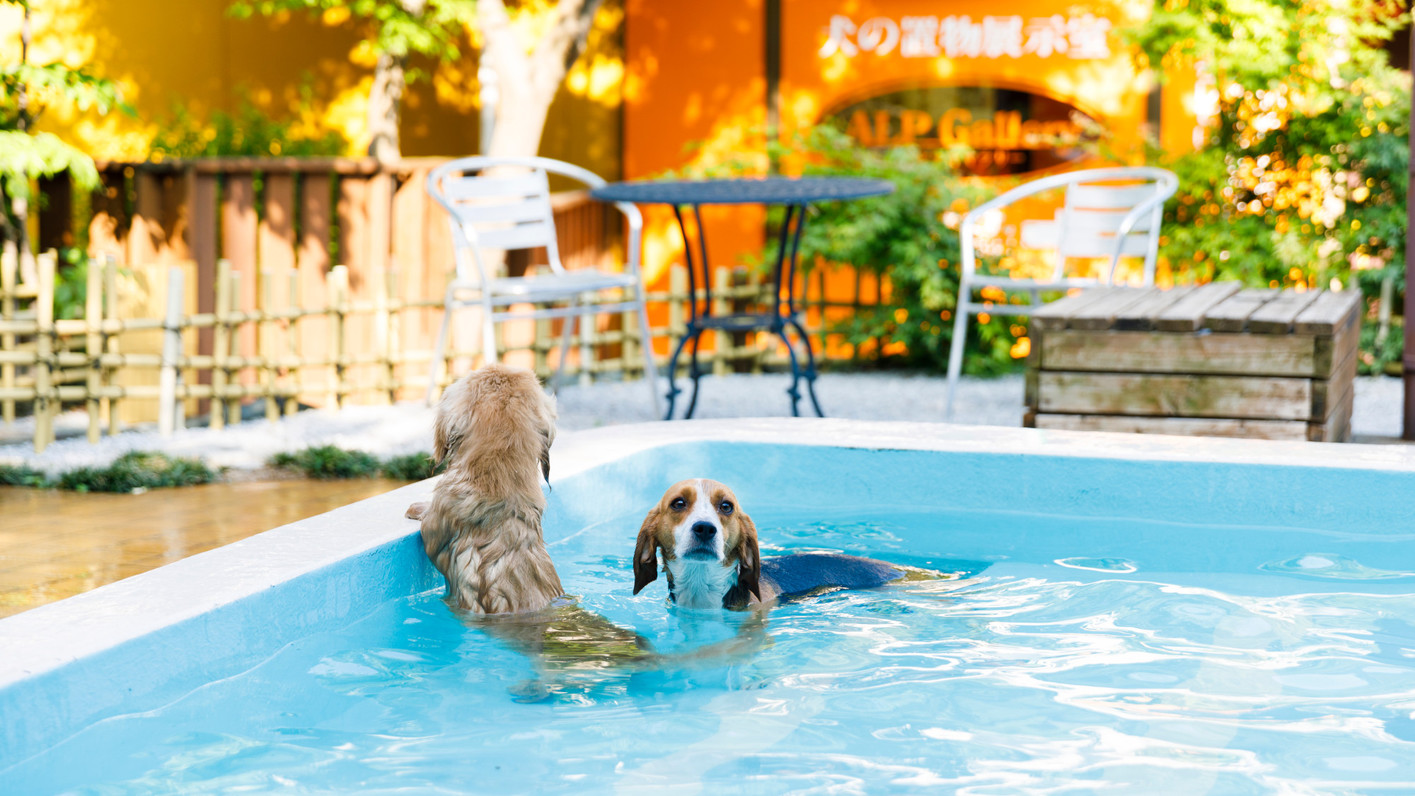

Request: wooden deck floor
left=0, top=479, right=411, bottom=618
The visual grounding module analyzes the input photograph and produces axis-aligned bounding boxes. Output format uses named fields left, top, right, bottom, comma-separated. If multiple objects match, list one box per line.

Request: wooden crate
left=1024, top=283, right=1361, bottom=442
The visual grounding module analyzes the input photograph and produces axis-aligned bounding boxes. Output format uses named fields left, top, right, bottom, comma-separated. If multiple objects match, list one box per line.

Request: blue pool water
left=10, top=500, right=1415, bottom=793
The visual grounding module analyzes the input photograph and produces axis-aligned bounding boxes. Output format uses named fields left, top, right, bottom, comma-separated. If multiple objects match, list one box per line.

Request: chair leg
left=578, top=300, right=593, bottom=388
left=481, top=300, right=499, bottom=366
left=552, top=303, right=576, bottom=394
left=945, top=295, right=972, bottom=421
left=425, top=294, right=456, bottom=406
left=635, top=292, right=663, bottom=418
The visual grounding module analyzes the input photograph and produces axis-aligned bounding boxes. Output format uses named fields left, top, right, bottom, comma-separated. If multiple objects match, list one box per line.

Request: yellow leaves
left=979, top=286, right=1006, bottom=302
left=893, top=308, right=909, bottom=324
left=1010, top=337, right=1031, bottom=359
left=350, top=40, right=379, bottom=68
left=322, top=6, right=351, bottom=26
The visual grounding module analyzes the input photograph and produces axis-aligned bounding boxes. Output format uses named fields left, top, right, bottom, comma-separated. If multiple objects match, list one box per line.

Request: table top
left=590, top=176, right=894, bottom=206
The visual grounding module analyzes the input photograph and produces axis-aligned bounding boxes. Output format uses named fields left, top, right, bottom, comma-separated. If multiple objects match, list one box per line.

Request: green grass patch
left=268, top=446, right=442, bottom=481
left=50, top=452, right=217, bottom=493
left=0, top=463, right=50, bottom=488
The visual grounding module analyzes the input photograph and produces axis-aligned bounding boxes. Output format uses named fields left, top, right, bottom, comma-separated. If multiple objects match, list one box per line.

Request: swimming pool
left=3, top=420, right=1414, bottom=792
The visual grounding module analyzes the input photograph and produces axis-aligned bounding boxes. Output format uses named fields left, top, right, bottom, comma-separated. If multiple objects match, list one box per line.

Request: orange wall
left=624, top=0, right=768, bottom=290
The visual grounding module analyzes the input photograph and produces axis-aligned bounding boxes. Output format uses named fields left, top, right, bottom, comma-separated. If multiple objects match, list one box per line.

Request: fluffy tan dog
left=409, top=363, right=563, bottom=614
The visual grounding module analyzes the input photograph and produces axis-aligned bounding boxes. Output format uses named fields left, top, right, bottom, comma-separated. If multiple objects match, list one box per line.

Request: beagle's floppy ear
left=632, top=508, right=661, bottom=595
left=735, top=511, right=762, bottom=601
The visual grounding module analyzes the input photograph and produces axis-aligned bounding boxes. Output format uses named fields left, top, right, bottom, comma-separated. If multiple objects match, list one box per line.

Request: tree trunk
left=10, top=5, right=36, bottom=281
left=367, top=52, right=407, bottom=164
left=479, top=0, right=603, bottom=159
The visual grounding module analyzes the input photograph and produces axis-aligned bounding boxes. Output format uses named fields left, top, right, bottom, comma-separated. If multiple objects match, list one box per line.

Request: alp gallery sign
left=818, top=13, right=1116, bottom=176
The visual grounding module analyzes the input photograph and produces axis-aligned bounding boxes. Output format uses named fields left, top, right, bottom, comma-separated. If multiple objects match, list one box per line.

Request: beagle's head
left=633, top=479, right=760, bottom=609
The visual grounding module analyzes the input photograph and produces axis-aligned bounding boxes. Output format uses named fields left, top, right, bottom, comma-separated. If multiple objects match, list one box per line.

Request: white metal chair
left=425, top=155, right=660, bottom=415
left=944, top=166, right=1178, bottom=418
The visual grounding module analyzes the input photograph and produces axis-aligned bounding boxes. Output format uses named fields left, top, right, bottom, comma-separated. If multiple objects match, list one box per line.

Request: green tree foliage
left=229, top=0, right=476, bottom=159
left=0, top=0, right=129, bottom=252
left=1126, top=0, right=1411, bottom=373
left=148, top=98, right=347, bottom=158
left=229, top=0, right=476, bottom=70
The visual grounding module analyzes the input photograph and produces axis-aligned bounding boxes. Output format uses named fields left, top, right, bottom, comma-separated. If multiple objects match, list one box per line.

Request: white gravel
left=0, top=374, right=1408, bottom=476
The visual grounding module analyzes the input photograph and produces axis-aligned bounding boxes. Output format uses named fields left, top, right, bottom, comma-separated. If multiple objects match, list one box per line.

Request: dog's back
left=422, top=363, right=563, bottom=614
left=760, top=553, right=904, bottom=600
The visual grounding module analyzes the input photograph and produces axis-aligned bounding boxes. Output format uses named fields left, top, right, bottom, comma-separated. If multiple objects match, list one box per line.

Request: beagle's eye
left=670, top=497, right=687, bottom=511
left=719, top=501, right=734, bottom=515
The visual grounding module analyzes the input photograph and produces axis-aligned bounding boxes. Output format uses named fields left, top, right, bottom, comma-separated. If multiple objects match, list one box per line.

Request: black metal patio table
left=590, top=176, right=894, bottom=420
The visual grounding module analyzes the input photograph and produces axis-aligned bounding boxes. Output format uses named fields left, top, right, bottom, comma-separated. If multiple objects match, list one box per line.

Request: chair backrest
left=1058, top=174, right=1167, bottom=264
left=1051, top=169, right=1175, bottom=284
left=968, top=166, right=1178, bottom=286
left=427, top=156, right=610, bottom=283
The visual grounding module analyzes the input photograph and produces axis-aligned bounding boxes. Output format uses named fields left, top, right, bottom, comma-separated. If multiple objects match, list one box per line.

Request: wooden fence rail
left=1, top=247, right=878, bottom=452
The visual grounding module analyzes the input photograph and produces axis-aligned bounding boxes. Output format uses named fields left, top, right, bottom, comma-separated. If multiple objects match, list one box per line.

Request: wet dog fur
left=408, top=363, right=563, bottom=614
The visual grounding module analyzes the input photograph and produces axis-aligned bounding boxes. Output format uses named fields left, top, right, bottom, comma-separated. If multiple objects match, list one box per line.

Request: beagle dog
left=633, top=479, right=906, bottom=610
left=408, top=363, right=563, bottom=614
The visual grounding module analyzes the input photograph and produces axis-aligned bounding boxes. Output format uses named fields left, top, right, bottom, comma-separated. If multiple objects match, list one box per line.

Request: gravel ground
left=0, top=373, right=1407, bottom=476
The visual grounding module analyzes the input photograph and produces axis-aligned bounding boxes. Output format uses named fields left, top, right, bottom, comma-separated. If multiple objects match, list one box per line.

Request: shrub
left=269, top=445, right=381, bottom=479
left=269, top=447, right=443, bottom=481
left=675, top=125, right=1015, bottom=373
left=54, top=452, right=217, bottom=493
left=767, top=126, right=1017, bottom=373
left=380, top=452, right=442, bottom=481
left=0, top=464, right=49, bottom=488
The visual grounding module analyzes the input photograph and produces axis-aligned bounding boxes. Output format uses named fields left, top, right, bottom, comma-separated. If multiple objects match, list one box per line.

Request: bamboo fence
left=3, top=157, right=888, bottom=452
left=1, top=248, right=882, bottom=453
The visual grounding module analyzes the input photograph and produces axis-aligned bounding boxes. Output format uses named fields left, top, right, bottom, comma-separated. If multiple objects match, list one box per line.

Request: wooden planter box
left=1024, top=283, right=1361, bottom=442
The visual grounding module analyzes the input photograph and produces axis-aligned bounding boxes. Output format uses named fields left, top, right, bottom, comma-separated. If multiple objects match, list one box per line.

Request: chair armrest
left=1103, top=175, right=1178, bottom=281
left=611, top=201, right=645, bottom=276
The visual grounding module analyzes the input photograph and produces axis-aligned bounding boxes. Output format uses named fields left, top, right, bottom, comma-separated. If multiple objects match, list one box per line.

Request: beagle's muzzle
left=633, top=479, right=906, bottom=611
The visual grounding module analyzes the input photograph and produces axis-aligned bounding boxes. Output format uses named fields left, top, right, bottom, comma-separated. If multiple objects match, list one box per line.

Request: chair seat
left=451, top=269, right=638, bottom=301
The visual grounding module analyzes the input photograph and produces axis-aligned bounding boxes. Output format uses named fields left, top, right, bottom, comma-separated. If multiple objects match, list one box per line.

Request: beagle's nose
left=691, top=521, right=717, bottom=541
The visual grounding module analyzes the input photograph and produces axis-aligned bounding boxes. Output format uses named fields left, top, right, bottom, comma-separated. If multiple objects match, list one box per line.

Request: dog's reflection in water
left=451, top=599, right=771, bottom=701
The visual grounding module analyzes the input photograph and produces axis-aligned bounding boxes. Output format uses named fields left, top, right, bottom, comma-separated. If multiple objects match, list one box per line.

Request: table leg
left=664, top=327, right=692, bottom=420
left=786, top=316, right=824, bottom=417
left=664, top=324, right=709, bottom=421
left=685, top=328, right=704, bottom=419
